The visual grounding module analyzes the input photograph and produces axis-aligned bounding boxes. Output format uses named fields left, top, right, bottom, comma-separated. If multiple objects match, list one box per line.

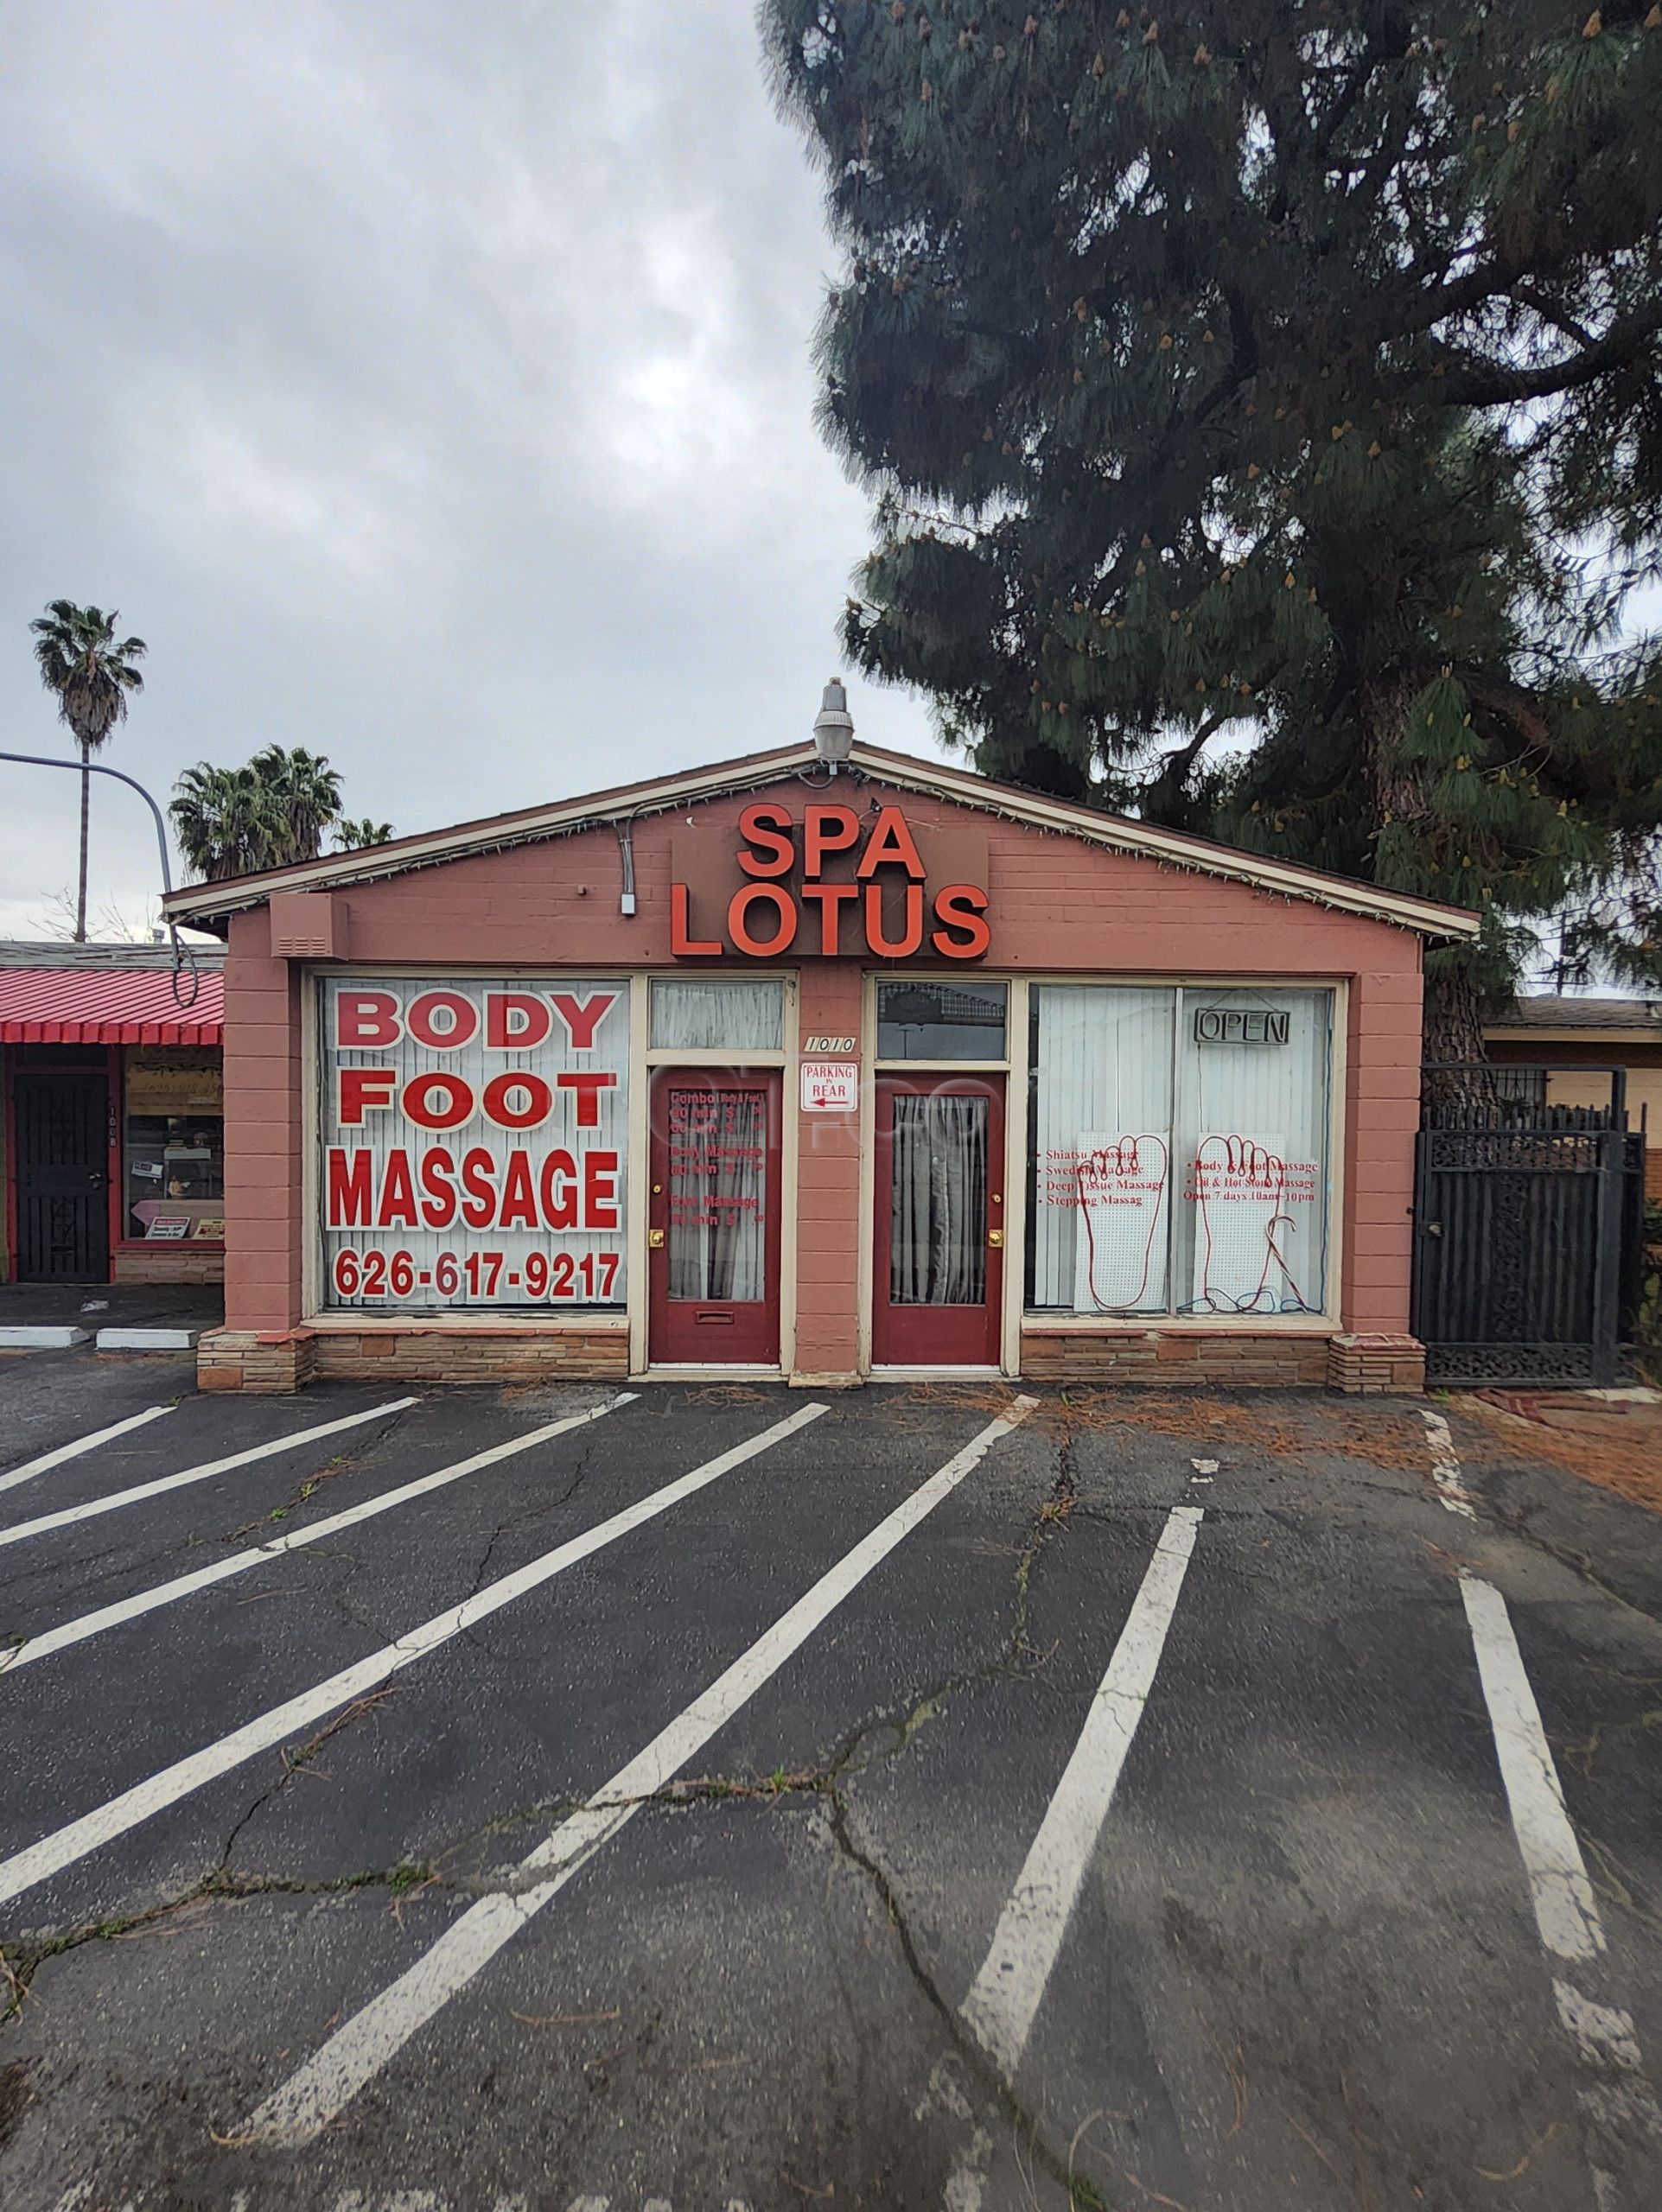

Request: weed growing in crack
left=0, top=1859, right=444, bottom=2022
left=279, top=1687, right=400, bottom=1778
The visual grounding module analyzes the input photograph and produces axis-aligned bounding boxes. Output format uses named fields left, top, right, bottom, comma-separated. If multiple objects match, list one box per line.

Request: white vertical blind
left=889, top=1093, right=988, bottom=1304
left=1175, top=988, right=1331, bottom=1314
left=1027, top=984, right=1333, bottom=1318
left=666, top=1085, right=767, bottom=1300
left=1029, top=986, right=1175, bottom=1313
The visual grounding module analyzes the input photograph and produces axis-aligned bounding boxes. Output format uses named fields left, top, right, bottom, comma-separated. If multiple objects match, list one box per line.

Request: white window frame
left=1018, top=973, right=1348, bottom=1336
left=303, top=965, right=636, bottom=1332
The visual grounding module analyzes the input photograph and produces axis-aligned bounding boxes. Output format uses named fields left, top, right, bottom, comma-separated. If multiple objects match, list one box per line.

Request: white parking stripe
left=0, top=1405, right=174, bottom=1497
left=1460, top=1572, right=1605, bottom=1962
left=0, top=1402, right=830, bottom=1910
left=1, top=1395, right=637, bottom=1674
left=238, top=1397, right=1037, bottom=2145
left=1421, top=1409, right=1477, bottom=1519
left=0, top=1397, right=417, bottom=1549
left=1459, top=1560, right=1662, bottom=2193
left=1555, top=1980, right=1645, bottom=2073
left=959, top=1504, right=1203, bottom=2080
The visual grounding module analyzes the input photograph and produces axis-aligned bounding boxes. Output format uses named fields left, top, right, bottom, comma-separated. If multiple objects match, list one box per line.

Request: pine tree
left=764, top=0, right=1662, bottom=1055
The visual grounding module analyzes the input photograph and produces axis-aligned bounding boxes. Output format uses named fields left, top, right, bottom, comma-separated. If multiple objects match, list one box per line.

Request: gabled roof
left=159, top=741, right=1480, bottom=941
left=1490, top=994, right=1662, bottom=1033
left=0, top=938, right=224, bottom=972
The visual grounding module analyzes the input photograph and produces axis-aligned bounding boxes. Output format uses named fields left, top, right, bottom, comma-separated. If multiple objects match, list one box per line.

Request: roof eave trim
left=160, top=740, right=1479, bottom=942
left=851, top=749, right=1480, bottom=940
left=159, top=746, right=827, bottom=923
left=1487, top=1024, right=1662, bottom=1038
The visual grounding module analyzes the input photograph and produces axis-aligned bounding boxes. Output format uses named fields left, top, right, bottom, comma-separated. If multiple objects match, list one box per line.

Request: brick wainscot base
left=200, top=1325, right=1424, bottom=1394
left=1020, top=1328, right=1425, bottom=1394
left=198, top=1325, right=630, bottom=1392
left=113, top=1247, right=225, bottom=1285
left=1324, top=1332, right=1428, bottom=1394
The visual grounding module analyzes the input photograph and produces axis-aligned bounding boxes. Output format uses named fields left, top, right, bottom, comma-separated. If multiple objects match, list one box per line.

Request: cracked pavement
left=1, top=1357, right=1660, bottom=2210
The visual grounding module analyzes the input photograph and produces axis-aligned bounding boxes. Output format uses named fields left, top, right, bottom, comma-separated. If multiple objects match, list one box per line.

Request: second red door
left=872, top=1073, right=1004, bottom=1366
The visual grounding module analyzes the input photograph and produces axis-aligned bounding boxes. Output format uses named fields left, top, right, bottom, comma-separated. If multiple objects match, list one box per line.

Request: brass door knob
left=648, top=1227, right=666, bottom=1249
left=988, top=1228, right=1004, bottom=1248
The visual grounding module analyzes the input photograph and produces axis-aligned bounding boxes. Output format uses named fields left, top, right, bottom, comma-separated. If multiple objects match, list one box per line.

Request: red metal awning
left=0, top=967, right=223, bottom=1046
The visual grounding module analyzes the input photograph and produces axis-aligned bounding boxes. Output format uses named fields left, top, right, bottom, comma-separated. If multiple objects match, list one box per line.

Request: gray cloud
left=0, top=0, right=936, bottom=935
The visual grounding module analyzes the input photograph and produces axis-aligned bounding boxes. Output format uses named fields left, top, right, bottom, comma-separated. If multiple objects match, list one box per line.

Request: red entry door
left=873, top=1074, right=1004, bottom=1367
left=649, top=1069, right=783, bottom=1365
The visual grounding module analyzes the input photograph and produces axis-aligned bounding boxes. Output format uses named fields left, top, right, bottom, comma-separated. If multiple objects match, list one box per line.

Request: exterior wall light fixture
left=812, top=677, right=855, bottom=771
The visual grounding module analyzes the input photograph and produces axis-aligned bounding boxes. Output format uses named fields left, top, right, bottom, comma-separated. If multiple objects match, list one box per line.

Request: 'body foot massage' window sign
left=1029, top=986, right=1333, bottom=1319
left=318, top=976, right=629, bottom=1313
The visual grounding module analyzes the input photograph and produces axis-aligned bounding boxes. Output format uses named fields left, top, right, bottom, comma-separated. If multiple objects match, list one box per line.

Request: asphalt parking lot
left=1, top=1353, right=1659, bottom=2212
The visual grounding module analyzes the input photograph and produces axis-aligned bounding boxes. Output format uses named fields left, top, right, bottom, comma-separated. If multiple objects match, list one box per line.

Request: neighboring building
left=159, top=741, right=1478, bottom=1395
left=0, top=941, right=225, bottom=1286
left=1485, top=995, right=1662, bottom=1196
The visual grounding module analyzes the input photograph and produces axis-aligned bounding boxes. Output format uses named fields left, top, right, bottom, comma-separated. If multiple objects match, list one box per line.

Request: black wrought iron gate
left=1411, top=1065, right=1646, bottom=1388
left=14, top=1069, right=111, bottom=1282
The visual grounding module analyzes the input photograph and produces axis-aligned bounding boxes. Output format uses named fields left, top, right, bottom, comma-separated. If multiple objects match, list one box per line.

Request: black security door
left=15, top=1072, right=111, bottom=1281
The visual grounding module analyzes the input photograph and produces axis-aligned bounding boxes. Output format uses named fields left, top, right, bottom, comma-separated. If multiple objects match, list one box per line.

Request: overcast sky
left=0, top=1, right=939, bottom=938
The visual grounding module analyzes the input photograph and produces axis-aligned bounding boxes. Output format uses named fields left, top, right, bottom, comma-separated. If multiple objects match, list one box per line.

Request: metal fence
left=1411, top=1065, right=1647, bottom=1388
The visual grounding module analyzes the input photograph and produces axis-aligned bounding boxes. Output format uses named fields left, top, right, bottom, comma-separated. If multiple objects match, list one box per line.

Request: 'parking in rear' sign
left=800, top=1059, right=858, bottom=1115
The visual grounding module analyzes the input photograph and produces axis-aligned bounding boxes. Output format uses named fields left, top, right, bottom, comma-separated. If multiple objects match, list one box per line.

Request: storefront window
left=1027, top=985, right=1332, bottom=1318
left=877, top=980, right=1008, bottom=1062
left=1028, top=987, right=1175, bottom=1314
left=124, top=1052, right=225, bottom=1243
left=1173, top=990, right=1333, bottom=1314
left=319, top=976, right=629, bottom=1312
left=651, top=978, right=783, bottom=1052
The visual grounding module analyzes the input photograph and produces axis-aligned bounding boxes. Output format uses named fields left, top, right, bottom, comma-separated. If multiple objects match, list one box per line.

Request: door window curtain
left=889, top=1094, right=987, bottom=1306
left=1028, top=986, right=1175, bottom=1313
left=668, top=1088, right=767, bottom=1300
left=652, top=980, right=783, bottom=1052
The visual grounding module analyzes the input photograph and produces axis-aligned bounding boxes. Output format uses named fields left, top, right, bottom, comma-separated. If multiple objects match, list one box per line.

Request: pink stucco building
left=160, top=741, right=1475, bottom=1394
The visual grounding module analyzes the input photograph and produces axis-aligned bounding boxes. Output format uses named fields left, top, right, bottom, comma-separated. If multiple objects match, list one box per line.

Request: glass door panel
left=873, top=1075, right=1003, bottom=1367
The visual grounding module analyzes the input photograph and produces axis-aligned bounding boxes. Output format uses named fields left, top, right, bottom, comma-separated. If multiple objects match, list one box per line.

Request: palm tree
left=248, top=744, right=343, bottom=864
left=30, top=600, right=147, bottom=940
left=170, top=748, right=392, bottom=882
left=169, top=764, right=284, bottom=882
left=333, top=817, right=395, bottom=851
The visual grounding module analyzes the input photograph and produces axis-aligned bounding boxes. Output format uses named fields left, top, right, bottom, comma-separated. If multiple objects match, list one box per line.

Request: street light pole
left=0, top=749, right=200, bottom=1005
